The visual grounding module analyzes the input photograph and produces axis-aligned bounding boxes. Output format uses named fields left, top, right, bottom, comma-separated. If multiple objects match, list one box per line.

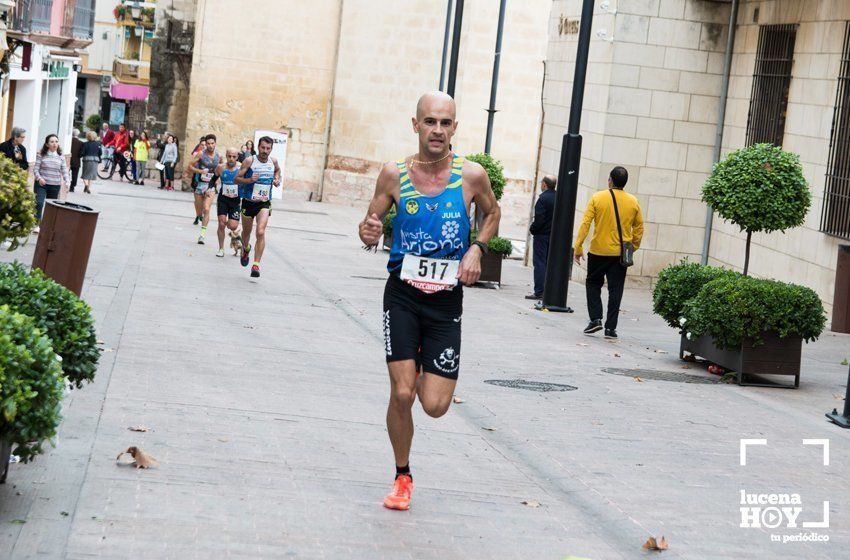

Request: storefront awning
left=110, top=80, right=149, bottom=101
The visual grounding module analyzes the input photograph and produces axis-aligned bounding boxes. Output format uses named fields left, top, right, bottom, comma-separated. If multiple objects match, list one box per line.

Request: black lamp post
left=484, top=0, right=507, bottom=154
left=540, top=0, right=595, bottom=312
left=446, top=0, right=464, bottom=98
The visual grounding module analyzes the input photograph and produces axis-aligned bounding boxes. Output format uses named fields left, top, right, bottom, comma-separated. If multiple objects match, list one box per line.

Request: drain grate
left=484, top=379, right=577, bottom=392
left=603, top=368, right=720, bottom=384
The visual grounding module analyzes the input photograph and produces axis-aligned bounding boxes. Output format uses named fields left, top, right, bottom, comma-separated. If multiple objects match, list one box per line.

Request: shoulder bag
left=609, top=189, right=634, bottom=268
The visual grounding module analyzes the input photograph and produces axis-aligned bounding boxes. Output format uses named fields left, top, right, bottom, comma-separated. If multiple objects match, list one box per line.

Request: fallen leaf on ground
left=96, top=340, right=105, bottom=345
left=654, top=349, right=669, bottom=354
left=102, top=348, right=114, bottom=353
left=841, top=359, right=849, bottom=366
left=521, top=500, right=541, bottom=508
left=116, top=446, right=158, bottom=469
left=576, top=343, right=589, bottom=347
left=835, top=394, right=846, bottom=401
left=681, top=365, right=691, bottom=369
left=60, top=511, right=69, bottom=517
left=127, top=425, right=150, bottom=432
left=482, top=427, right=497, bottom=432
left=614, top=353, right=621, bottom=358
left=453, top=396, right=465, bottom=404
left=218, top=437, right=229, bottom=443
left=634, top=376, right=644, bottom=382
left=643, top=536, right=669, bottom=551
left=9, top=519, right=26, bottom=524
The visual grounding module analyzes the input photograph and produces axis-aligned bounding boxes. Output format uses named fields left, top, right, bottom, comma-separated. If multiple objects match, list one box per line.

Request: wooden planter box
left=1, top=439, right=12, bottom=484
left=680, top=332, right=802, bottom=388
left=479, top=252, right=505, bottom=285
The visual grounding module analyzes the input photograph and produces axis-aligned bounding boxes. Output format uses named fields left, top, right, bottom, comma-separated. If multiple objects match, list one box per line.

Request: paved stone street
left=1, top=181, right=848, bottom=559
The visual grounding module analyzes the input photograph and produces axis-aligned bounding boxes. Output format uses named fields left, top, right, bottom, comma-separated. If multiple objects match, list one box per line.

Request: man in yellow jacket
left=573, top=166, right=644, bottom=339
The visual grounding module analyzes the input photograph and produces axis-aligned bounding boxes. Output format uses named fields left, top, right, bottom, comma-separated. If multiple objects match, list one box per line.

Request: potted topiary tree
left=0, top=263, right=100, bottom=389
left=85, top=113, right=103, bottom=134
left=466, top=152, right=509, bottom=284
left=0, top=305, right=65, bottom=482
left=0, top=154, right=37, bottom=250
left=702, top=143, right=811, bottom=275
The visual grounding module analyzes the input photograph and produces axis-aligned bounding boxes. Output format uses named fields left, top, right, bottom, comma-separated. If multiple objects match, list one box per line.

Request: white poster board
left=253, top=130, right=288, bottom=200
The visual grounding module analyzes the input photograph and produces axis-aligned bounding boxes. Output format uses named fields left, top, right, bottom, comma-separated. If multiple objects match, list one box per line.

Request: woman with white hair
left=0, top=127, right=29, bottom=171
left=80, top=130, right=101, bottom=193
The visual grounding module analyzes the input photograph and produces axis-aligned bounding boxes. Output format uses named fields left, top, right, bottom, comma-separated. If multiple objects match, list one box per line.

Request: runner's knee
left=421, top=398, right=450, bottom=418
left=390, top=386, right=416, bottom=409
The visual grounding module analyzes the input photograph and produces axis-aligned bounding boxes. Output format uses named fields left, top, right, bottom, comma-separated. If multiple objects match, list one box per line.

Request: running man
left=358, top=91, right=501, bottom=510
left=187, top=134, right=221, bottom=244
left=214, top=148, right=242, bottom=258
left=236, top=136, right=281, bottom=278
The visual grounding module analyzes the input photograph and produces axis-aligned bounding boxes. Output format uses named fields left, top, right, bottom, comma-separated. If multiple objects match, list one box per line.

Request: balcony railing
left=63, top=0, right=95, bottom=40
left=113, top=58, right=150, bottom=83
left=9, top=0, right=53, bottom=34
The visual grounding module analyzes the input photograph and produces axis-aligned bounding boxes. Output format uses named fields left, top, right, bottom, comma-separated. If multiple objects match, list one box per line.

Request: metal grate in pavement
left=484, top=379, right=578, bottom=392
left=603, top=368, right=720, bottom=384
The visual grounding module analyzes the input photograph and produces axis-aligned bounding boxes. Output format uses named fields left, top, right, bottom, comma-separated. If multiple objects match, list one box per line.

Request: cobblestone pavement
left=1, top=181, right=848, bottom=559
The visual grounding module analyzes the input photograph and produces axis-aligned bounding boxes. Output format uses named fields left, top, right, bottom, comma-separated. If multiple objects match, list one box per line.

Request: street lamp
left=539, top=0, right=595, bottom=312
left=446, top=0, right=464, bottom=98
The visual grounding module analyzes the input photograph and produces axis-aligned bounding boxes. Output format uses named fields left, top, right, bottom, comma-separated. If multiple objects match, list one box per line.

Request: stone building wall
left=541, top=0, right=732, bottom=287
left=321, top=0, right=551, bottom=240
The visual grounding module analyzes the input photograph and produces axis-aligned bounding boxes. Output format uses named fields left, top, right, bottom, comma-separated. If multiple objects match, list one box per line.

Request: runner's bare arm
left=457, top=161, right=501, bottom=285
left=359, top=162, right=398, bottom=247
left=186, top=153, right=204, bottom=176
left=234, top=157, right=255, bottom=184
left=272, top=157, right=282, bottom=187
left=214, top=162, right=224, bottom=176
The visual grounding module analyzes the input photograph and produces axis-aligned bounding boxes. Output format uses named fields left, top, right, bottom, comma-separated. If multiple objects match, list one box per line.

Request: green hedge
left=0, top=306, right=64, bottom=462
left=652, top=261, right=739, bottom=328
left=466, top=152, right=505, bottom=201
left=682, top=275, right=826, bottom=349
left=0, top=263, right=100, bottom=388
left=0, top=153, right=37, bottom=250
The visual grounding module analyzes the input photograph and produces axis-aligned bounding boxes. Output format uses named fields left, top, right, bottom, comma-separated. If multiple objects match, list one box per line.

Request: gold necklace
left=409, top=151, right=452, bottom=168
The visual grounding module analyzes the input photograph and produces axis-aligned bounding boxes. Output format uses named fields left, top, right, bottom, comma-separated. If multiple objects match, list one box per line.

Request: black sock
left=395, top=464, right=411, bottom=479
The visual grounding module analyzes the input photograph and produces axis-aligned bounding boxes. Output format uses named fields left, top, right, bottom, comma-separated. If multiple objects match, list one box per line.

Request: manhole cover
left=484, top=379, right=577, bottom=392
left=602, top=368, right=719, bottom=384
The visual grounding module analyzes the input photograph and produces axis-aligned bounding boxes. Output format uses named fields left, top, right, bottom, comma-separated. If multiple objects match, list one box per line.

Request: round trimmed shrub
left=652, top=261, right=739, bottom=328
left=0, top=305, right=64, bottom=463
left=488, top=236, right=513, bottom=256
left=0, top=153, right=37, bottom=250
left=702, top=143, right=810, bottom=234
left=466, top=152, right=506, bottom=201
left=0, top=263, right=100, bottom=388
left=682, top=275, right=826, bottom=350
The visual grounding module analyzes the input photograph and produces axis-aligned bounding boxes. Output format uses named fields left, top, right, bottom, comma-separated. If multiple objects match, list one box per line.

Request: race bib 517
left=400, top=254, right=459, bottom=294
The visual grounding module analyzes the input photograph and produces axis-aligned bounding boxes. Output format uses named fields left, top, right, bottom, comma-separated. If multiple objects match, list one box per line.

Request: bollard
left=32, top=201, right=99, bottom=296
left=826, top=365, right=850, bottom=428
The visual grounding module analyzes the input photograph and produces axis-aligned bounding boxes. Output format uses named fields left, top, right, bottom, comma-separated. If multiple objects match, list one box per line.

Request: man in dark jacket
left=0, top=127, right=29, bottom=172
left=526, top=175, right=557, bottom=299
left=70, top=129, right=83, bottom=192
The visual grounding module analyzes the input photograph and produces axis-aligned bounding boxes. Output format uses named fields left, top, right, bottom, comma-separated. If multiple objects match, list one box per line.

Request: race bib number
left=221, top=183, right=239, bottom=197
left=200, top=172, right=213, bottom=184
left=252, top=183, right=271, bottom=202
left=400, top=254, right=459, bottom=294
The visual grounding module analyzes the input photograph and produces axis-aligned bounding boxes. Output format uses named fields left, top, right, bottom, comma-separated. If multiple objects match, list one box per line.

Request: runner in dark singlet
left=187, top=134, right=221, bottom=245
left=358, top=91, right=501, bottom=511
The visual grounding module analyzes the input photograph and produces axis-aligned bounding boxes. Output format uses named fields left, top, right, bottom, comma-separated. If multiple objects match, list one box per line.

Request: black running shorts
left=383, top=274, right=463, bottom=380
left=241, top=199, right=271, bottom=218
left=217, top=196, right=241, bottom=221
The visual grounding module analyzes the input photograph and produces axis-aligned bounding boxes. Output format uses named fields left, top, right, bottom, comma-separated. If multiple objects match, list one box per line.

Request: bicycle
left=97, top=150, right=135, bottom=181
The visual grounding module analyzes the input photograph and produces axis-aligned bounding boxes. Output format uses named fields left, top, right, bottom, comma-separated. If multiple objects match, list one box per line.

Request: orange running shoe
left=383, top=474, right=413, bottom=510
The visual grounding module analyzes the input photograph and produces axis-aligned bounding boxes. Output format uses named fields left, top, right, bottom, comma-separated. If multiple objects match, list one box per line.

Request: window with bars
left=821, top=22, right=850, bottom=241
left=746, top=24, right=798, bottom=147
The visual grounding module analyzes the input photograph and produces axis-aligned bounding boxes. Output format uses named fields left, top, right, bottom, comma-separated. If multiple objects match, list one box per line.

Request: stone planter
left=680, top=331, right=802, bottom=388
left=1, top=438, right=12, bottom=484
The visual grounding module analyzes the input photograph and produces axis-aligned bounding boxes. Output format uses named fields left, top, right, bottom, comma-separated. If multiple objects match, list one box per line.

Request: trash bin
left=833, top=245, right=850, bottom=334
left=31, top=201, right=99, bottom=297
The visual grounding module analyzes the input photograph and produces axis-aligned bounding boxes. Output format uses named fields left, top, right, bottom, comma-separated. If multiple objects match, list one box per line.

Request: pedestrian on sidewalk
left=70, top=129, right=83, bottom=192
left=160, top=134, right=178, bottom=191
left=0, top=127, right=29, bottom=172
left=133, top=131, right=151, bottom=185
left=106, top=124, right=129, bottom=181
left=33, top=134, right=70, bottom=228
left=573, top=166, right=643, bottom=339
left=526, top=175, right=557, bottom=300
left=127, top=130, right=138, bottom=182
left=80, top=131, right=101, bottom=194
